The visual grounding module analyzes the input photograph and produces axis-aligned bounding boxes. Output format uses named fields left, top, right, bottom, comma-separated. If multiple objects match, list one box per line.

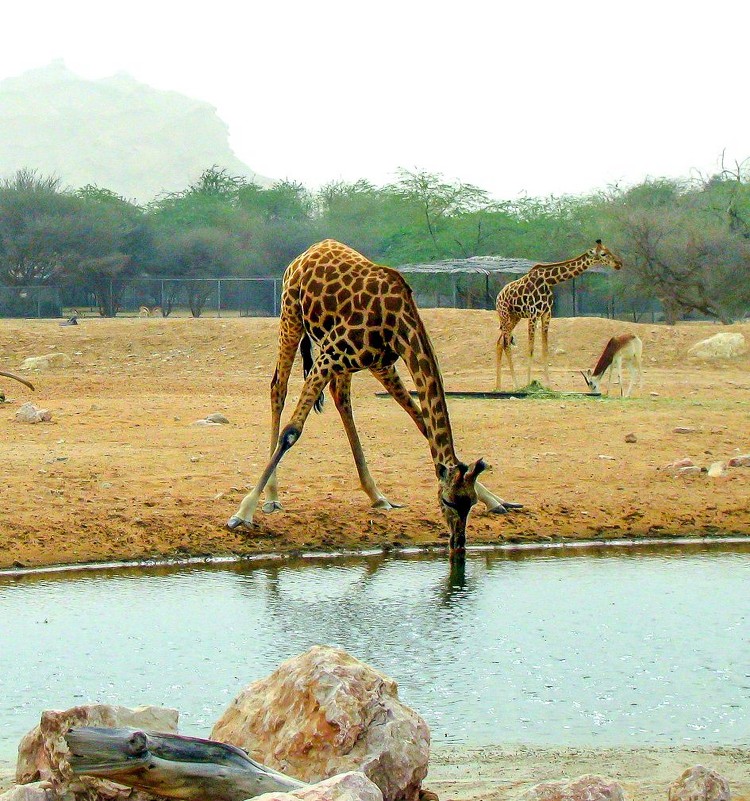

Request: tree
left=154, top=227, right=242, bottom=316
left=0, top=169, right=76, bottom=286
left=64, top=186, right=152, bottom=316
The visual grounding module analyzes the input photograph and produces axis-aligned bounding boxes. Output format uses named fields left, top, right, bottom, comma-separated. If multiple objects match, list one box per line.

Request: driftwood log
left=64, top=727, right=306, bottom=801
left=0, top=370, right=34, bottom=391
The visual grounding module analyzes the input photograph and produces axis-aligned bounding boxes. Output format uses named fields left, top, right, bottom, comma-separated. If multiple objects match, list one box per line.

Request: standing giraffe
left=228, top=239, right=521, bottom=554
left=495, top=240, right=623, bottom=390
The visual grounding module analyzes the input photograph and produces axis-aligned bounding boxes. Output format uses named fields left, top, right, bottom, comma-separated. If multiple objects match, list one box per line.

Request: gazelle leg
left=228, top=360, right=334, bottom=529
left=330, top=372, right=400, bottom=509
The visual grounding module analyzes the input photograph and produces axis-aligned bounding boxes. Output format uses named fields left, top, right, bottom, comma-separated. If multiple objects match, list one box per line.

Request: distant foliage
left=0, top=161, right=748, bottom=321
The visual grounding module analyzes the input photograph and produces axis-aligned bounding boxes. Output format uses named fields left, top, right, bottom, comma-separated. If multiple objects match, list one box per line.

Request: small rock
left=728, top=454, right=750, bottom=467
left=664, top=457, right=694, bottom=472
left=19, top=353, right=71, bottom=370
left=668, top=765, right=730, bottom=801
left=624, top=433, right=637, bottom=443
left=677, top=466, right=704, bottom=476
left=707, top=462, right=727, bottom=478
left=14, top=402, right=52, bottom=423
left=521, top=774, right=625, bottom=801
left=192, top=419, right=221, bottom=426
left=673, top=427, right=697, bottom=434
left=597, top=455, right=616, bottom=460
left=205, top=412, right=230, bottom=424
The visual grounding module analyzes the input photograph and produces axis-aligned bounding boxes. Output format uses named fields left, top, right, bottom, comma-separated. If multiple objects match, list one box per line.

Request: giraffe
left=495, top=240, right=622, bottom=390
left=227, top=239, right=521, bottom=554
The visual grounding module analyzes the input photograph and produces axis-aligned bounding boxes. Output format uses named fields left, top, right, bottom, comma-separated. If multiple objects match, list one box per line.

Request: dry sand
left=1, top=311, right=749, bottom=798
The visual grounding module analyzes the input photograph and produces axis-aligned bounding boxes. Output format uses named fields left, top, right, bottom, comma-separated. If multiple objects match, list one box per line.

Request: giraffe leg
left=527, top=318, right=536, bottom=386
left=372, top=365, right=523, bottom=514
left=228, top=361, right=334, bottom=529
left=262, top=311, right=304, bottom=514
left=329, top=372, right=401, bottom=509
left=495, top=335, right=504, bottom=392
left=541, top=314, right=551, bottom=387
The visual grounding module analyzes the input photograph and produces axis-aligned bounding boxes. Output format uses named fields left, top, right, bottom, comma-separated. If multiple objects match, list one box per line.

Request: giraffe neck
left=397, top=319, right=459, bottom=469
left=532, top=254, right=594, bottom=287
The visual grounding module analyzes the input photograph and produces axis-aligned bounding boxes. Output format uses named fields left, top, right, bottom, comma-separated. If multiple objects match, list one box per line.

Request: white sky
left=2, top=0, right=748, bottom=199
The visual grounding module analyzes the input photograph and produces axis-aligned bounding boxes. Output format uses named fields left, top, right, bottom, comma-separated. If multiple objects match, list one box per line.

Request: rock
left=728, top=454, right=750, bottom=467
left=688, top=332, right=747, bottom=360
left=211, top=646, right=429, bottom=801
left=673, top=427, right=697, bottom=434
left=16, top=704, right=178, bottom=794
left=664, top=458, right=694, bottom=473
left=253, top=771, right=383, bottom=801
left=707, top=461, right=727, bottom=477
left=0, top=784, right=56, bottom=801
left=677, top=466, right=704, bottom=476
left=624, top=433, right=637, bottom=443
left=14, top=403, right=52, bottom=423
left=19, top=354, right=72, bottom=370
left=520, top=774, right=625, bottom=801
left=668, top=765, right=730, bottom=801
left=191, top=419, right=222, bottom=426
left=205, top=413, right=230, bottom=424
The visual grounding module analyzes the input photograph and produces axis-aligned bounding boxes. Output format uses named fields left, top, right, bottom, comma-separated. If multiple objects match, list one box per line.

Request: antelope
left=582, top=333, right=643, bottom=397
left=139, top=306, right=163, bottom=317
left=0, top=371, right=35, bottom=391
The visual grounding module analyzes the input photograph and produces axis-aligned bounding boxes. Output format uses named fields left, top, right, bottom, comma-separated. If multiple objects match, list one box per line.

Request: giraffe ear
left=465, top=458, right=486, bottom=481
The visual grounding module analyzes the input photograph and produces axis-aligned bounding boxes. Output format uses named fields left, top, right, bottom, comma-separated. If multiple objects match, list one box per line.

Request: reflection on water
left=1, top=542, right=749, bottom=768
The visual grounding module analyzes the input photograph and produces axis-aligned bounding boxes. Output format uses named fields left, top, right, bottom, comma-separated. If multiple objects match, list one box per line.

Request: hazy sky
left=2, top=0, right=747, bottom=199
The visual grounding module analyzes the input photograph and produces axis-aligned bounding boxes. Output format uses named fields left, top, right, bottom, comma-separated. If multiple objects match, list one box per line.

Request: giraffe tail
left=300, top=333, right=325, bottom=413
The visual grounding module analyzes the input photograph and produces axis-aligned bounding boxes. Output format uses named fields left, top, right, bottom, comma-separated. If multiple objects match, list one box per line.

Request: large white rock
left=687, top=332, right=747, bottom=359
left=19, top=354, right=72, bottom=370
left=520, top=774, right=625, bottom=801
left=211, top=646, right=429, bottom=801
left=16, top=704, right=178, bottom=797
left=668, top=765, right=731, bottom=801
left=253, top=771, right=383, bottom=801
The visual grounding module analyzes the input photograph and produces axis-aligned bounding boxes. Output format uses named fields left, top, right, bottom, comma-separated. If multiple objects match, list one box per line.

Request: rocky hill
left=0, top=61, right=269, bottom=203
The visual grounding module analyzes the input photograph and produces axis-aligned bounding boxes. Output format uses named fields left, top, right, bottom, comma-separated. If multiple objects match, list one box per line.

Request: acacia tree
left=0, top=169, right=76, bottom=286
left=608, top=179, right=749, bottom=324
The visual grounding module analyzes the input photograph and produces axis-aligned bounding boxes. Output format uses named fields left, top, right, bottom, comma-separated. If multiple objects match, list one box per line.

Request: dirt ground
left=0, top=311, right=748, bottom=570
left=1, top=310, right=749, bottom=796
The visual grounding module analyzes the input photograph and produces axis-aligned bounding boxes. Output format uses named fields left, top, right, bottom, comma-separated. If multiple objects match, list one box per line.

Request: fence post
left=217, top=279, right=222, bottom=318
left=273, top=280, right=278, bottom=316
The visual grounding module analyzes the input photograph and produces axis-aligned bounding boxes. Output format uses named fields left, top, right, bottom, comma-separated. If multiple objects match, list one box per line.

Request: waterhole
left=1, top=541, right=748, bottom=769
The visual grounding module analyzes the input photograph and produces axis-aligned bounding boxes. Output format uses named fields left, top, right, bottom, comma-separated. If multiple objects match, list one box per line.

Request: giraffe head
left=436, top=459, right=486, bottom=554
left=590, top=240, right=623, bottom=270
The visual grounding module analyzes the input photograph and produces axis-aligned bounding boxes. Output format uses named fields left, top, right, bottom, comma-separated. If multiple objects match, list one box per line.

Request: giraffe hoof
left=372, top=498, right=403, bottom=510
left=227, top=515, right=252, bottom=530
left=262, top=500, right=283, bottom=514
left=502, top=501, right=524, bottom=511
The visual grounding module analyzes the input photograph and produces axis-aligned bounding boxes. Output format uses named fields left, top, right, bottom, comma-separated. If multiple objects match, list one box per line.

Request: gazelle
left=582, top=333, right=643, bottom=397
left=0, top=371, right=34, bottom=391
left=139, top=306, right=163, bottom=317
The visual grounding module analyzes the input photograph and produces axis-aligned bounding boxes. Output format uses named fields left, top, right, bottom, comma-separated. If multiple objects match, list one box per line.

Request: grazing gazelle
left=582, top=333, right=643, bottom=397
left=0, top=370, right=34, bottom=391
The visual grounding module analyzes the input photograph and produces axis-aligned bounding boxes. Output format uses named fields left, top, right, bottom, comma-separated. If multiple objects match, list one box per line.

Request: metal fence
left=0, top=273, right=661, bottom=321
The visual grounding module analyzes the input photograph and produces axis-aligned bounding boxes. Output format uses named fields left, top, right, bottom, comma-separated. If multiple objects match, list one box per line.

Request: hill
left=0, top=61, right=270, bottom=203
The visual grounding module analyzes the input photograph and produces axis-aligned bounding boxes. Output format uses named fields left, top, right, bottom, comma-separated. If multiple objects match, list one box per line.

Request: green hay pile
left=515, top=380, right=571, bottom=399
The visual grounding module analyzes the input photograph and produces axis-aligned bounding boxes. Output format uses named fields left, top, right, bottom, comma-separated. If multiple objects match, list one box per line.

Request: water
left=1, top=542, right=749, bottom=770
